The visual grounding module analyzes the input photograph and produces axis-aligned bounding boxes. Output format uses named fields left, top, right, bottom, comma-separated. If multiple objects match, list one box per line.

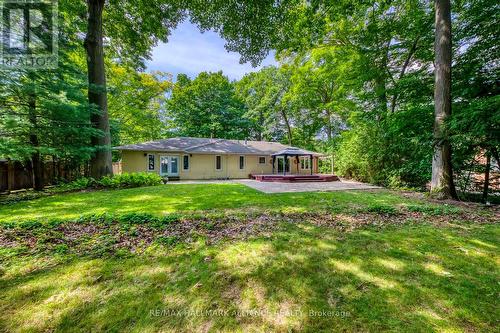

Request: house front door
left=160, top=156, right=179, bottom=177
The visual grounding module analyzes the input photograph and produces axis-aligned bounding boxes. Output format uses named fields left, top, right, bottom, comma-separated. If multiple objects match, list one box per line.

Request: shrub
left=366, top=204, right=398, bottom=215
left=54, top=244, right=69, bottom=254
left=54, top=172, right=162, bottom=193
left=56, top=177, right=96, bottom=192
left=98, top=172, right=162, bottom=189
left=120, top=212, right=158, bottom=224
left=335, top=107, right=433, bottom=188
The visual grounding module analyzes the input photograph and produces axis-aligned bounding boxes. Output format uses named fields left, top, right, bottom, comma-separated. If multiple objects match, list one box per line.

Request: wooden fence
left=0, top=160, right=84, bottom=193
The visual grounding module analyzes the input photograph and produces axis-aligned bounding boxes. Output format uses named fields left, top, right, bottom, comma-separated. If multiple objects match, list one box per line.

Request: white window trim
left=258, top=156, right=266, bottom=164
left=147, top=153, right=155, bottom=171
left=183, top=154, right=190, bottom=171
left=300, top=157, right=311, bottom=170
left=239, top=155, right=245, bottom=170
left=215, top=155, right=222, bottom=171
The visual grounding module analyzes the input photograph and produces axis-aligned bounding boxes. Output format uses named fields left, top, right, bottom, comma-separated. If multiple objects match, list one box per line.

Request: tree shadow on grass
left=1, top=222, right=497, bottom=332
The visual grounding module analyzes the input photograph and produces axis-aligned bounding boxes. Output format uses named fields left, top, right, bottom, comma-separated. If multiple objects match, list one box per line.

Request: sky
left=145, top=21, right=277, bottom=81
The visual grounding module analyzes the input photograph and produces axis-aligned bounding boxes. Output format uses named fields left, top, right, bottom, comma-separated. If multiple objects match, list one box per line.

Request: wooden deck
left=250, top=174, right=340, bottom=182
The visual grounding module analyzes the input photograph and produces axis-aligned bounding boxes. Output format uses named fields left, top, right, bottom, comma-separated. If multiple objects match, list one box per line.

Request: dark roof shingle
left=114, top=137, right=321, bottom=156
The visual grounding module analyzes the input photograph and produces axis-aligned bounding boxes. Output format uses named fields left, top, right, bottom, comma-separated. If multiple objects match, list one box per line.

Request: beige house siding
left=121, top=150, right=318, bottom=179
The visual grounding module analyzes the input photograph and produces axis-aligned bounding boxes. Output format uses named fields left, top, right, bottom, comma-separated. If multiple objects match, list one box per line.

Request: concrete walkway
left=235, top=179, right=381, bottom=193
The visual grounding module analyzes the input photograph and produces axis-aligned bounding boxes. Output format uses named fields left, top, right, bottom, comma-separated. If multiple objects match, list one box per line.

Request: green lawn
left=0, top=184, right=498, bottom=332
left=0, top=183, right=430, bottom=223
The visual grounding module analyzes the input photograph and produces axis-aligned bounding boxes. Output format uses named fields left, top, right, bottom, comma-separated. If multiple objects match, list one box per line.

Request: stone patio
left=236, top=179, right=381, bottom=193
left=168, top=179, right=380, bottom=193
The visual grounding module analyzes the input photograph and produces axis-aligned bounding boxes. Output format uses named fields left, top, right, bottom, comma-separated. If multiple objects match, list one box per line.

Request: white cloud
left=146, top=21, right=276, bottom=80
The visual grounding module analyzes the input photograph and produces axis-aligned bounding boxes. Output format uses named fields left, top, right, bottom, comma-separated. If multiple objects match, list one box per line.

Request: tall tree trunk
left=390, top=36, right=420, bottom=113
left=482, top=151, right=491, bottom=203
left=375, top=39, right=390, bottom=116
left=257, top=110, right=264, bottom=141
left=324, top=108, right=333, bottom=142
left=430, top=0, right=457, bottom=199
left=28, top=83, right=44, bottom=191
left=280, top=108, right=292, bottom=145
left=84, top=0, right=112, bottom=178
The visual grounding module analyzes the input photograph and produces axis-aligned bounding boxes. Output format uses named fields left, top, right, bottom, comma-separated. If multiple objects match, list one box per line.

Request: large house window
left=215, top=155, right=222, bottom=170
left=258, top=156, right=266, bottom=164
left=300, top=157, right=310, bottom=170
left=147, top=154, right=155, bottom=171
left=239, top=156, right=245, bottom=170
left=183, top=155, right=189, bottom=171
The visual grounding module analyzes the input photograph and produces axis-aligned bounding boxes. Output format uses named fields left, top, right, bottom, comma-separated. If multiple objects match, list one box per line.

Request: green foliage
left=236, top=66, right=292, bottom=142
left=405, top=204, right=461, bottom=216
left=2, top=0, right=497, bottom=198
left=232, top=0, right=451, bottom=191
left=365, top=204, right=398, bottom=215
left=108, top=65, right=173, bottom=145
left=119, top=212, right=158, bottom=224
left=61, top=177, right=96, bottom=191
left=53, top=172, right=162, bottom=193
left=98, top=172, right=162, bottom=188
left=0, top=57, right=96, bottom=165
left=285, top=47, right=356, bottom=146
left=166, top=72, right=250, bottom=139
left=336, top=104, right=434, bottom=188
left=154, top=235, right=180, bottom=246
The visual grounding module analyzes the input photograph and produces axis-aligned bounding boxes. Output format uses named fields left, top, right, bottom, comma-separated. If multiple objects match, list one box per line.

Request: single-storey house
left=114, top=137, right=322, bottom=180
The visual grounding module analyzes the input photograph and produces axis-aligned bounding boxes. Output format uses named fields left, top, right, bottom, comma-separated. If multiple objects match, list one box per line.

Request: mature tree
left=450, top=0, right=500, bottom=201
left=236, top=67, right=292, bottom=143
left=270, top=1, right=438, bottom=187
left=80, top=0, right=186, bottom=178
left=107, top=65, right=172, bottom=144
left=285, top=47, right=354, bottom=143
left=431, top=0, right=457, bottom=198
left=166, top=72, right=249, bottom=139
left=0, top=5, right=96, bottom=189
left=84, top=0, right=112, bottom=178
left=80, top=0, right=300, bottom=178
left=0, top=63, right=95, bottom=189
